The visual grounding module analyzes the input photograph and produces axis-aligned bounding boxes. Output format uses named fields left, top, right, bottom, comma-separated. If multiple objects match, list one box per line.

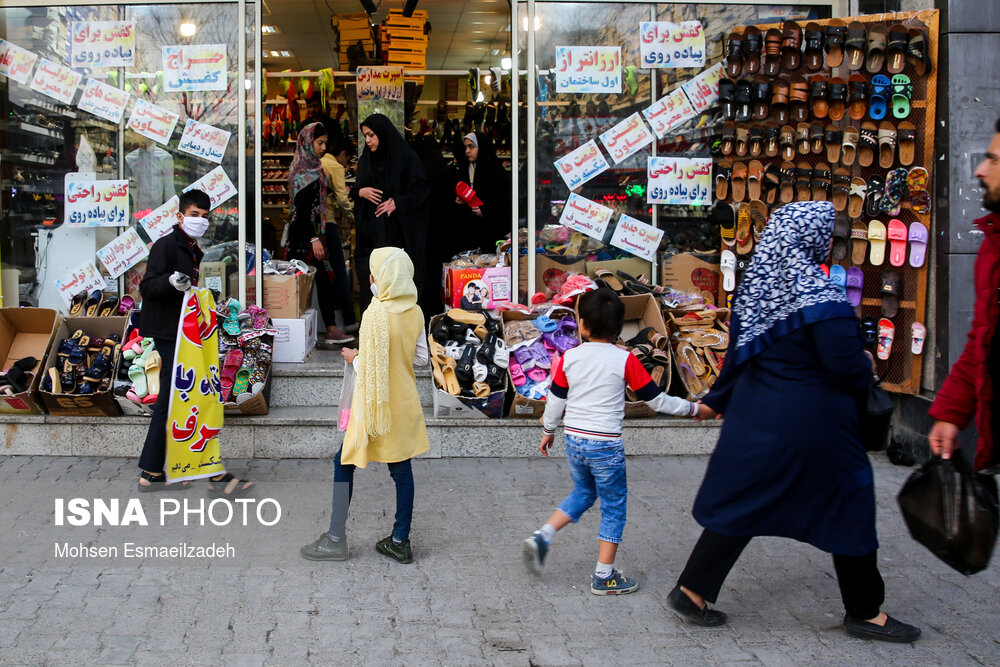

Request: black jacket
left=139, top=226, right=203, bottom=341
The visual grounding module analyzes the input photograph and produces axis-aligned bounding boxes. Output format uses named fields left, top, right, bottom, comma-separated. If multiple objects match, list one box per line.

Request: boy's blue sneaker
left=522, top=531, right=549, bottom=575
left=590, top=569, right=639, bottom=596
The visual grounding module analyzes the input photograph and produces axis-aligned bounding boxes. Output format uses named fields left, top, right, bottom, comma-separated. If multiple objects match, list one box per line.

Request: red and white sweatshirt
left=542, top=342, right=697, bottom=441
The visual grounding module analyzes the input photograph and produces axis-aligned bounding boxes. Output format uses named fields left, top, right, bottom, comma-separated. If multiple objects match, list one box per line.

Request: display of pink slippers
left=220, top=349, right=243, bottom=402
left=877, top=318, right=895, bottom=360
left=911, top=322, right=926, bottom=355
left=887, top=218, right=907, bottom=267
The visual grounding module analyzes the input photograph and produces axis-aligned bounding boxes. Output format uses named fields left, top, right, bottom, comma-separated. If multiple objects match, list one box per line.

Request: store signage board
left=639, top=21, right=706, bottom=69
left=647, top=157, right=712, bottom=206
left=55, top=261, right=106, bottom=305
left=177, top=118, right=231, bottom=164
left=558, top=193, right=614, bottom=240
left=554, top=46, right=621, bottom=94
left=599, top=112, right=653, bottom=164
left=184, top=166, right=236, bottom=209
left=97, top=227, right=149, bottom=279
left=554, top=140, right=610, bottom=190
left=29, top=58, right=82, bottom=105
left=77, top=78, right=129, bottom=124
left=642, top=87, right=697, bottom=139
left=139, top=195, right=180, bottom=241
left=357, top=66, right=404, bottom=101
left=70, top=21, right=136, bottom=68
left=64, top=179, right=130, bottom=227
left=163, top=44, right=228, bottom=92
left=610, top=213, right=664, bottom=262
left=127, top=99, right=180, bottom=145
left=0, top=38, right=38, bottom=84
left=356, top=66, right=405, bottom=139
left=681, top=62, right=725, bottom=114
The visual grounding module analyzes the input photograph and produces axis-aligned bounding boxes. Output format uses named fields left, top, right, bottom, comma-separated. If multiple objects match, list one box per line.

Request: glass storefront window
left=1, top=3, right=244, bottom=310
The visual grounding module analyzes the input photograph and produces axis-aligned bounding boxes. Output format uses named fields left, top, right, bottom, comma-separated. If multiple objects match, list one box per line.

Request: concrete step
left=271, top=348, right=436, bottom=408
left=0, top=407, right=720, bottom=459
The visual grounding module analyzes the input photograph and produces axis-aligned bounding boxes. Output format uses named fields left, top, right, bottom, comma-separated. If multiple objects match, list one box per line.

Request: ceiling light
left=244, top=79, right=252, bottom=90
left=521, top=16, right=541, bottom=31
left=180, top=21, right=197, bottom=37
left=491, top=49, right=500, bottom=55
left=262, top=25, right=278, bottom=34
left=501, top=57, right=511, bottom=69
left=484, top=74, right=492, bottom=84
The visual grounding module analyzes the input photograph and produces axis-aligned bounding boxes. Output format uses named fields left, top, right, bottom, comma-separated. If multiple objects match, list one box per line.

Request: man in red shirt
left=928, top=119, right=1000, bottom=471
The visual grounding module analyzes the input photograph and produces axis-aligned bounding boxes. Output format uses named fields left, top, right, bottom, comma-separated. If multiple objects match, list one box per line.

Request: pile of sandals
left=668, top=309, right=731, bottom=400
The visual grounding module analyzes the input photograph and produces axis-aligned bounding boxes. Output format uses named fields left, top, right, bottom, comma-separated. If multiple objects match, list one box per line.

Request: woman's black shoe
left=667, top=585, right=728, bottom=627
left=843, top=614, right=921, bottom=643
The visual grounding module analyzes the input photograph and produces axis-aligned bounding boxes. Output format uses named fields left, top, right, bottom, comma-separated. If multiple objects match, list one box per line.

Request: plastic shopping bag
left=338, top=361, right=355, bottom=431
left=897, top=452, right=999, bottom=575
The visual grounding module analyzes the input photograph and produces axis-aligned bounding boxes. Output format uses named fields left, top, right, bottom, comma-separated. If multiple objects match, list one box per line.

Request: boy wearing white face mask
left=135, top=189, right=212, bottom=492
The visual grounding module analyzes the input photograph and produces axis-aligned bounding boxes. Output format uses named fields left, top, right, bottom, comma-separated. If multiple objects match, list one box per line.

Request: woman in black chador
left=351, top=113, right=429, bottom=313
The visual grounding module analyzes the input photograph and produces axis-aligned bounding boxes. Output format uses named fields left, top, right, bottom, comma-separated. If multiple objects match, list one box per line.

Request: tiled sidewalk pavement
left=0, top=453, right=997, bottom=665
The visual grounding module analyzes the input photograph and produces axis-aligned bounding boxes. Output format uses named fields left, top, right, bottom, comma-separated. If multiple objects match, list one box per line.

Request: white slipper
left=721, top=250, right=737, bottom=292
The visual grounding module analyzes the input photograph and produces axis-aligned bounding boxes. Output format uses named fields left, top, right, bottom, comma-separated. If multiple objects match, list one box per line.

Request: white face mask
left=370, top=282, right=379, bottom=297
left=181, top=216, right=210, bottom=238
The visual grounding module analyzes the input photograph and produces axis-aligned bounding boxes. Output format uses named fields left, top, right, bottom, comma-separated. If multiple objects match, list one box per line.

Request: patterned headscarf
left=352, top=247, right=417, bottom=445
left=728, top=201, right=854, bottom=368
left=287, top=122, right=328, bottom=231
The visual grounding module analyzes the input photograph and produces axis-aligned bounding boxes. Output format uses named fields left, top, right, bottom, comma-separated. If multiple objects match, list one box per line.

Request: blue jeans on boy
left=557, top=434, right=627, bottom=544
left=328, top=447, right=414, bottom=542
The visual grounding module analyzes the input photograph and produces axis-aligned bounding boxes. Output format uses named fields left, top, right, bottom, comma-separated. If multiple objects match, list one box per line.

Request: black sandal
left=138, top=471, right=189, bottom=493
left=207, top=473, right=255, bottom=496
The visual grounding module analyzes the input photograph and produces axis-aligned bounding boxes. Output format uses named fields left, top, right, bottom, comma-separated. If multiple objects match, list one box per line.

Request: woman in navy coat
left=667, top=201, right=921, bottom=644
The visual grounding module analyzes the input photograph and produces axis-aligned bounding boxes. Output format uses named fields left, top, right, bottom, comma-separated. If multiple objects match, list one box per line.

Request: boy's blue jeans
left=557, top=434, right=627, bottom=544
left=329, top=447, right=414, bottom=543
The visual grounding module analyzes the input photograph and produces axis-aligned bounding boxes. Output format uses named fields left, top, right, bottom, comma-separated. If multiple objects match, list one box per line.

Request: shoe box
left=38, top=316, right=127, bottom=417
left=601, top=294, right=670, bottom=418
left=660, top=252, right=721, bottom=306
left=271, top=308, right=317, bottom=363
left=429, top=312, right=508, bottom=419
left=201, top=260, right=238, bottom=304
left=503, top=307, right=580, bottom=419
left=231, top=267, right=315, bottom=319
left=442, top=265, right=512, bottom=310
left=0, top=308, right=60, bottom=415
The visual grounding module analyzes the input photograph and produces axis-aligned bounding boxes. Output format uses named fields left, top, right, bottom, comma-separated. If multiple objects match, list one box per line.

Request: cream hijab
left=354, top=247, right=417, bottom=443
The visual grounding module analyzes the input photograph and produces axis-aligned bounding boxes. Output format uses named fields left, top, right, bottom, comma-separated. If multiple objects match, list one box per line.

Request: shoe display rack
left=717, top=10, right=938, bottom=395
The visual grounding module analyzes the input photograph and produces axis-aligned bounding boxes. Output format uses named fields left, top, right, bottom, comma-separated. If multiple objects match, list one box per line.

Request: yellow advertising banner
left=165, top=287, right=225, bottom=483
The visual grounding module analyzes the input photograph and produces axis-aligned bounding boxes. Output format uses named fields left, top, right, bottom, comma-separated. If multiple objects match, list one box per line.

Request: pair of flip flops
left=830, top=266, right=865, bottom=307
left=886, top=219, right=929, bottom=268
left=876, top=320, right=926, bottom=361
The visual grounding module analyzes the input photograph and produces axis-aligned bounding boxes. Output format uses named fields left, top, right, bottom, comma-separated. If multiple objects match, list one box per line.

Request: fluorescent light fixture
left=262, top=25, right=278, bottom=34
left=501, top=57, right=511, bottom=69
left=521, top=16, right=540, bottom=31
left=179, top=21, right=197, bottom=37
left=266, top=50, right=291, bottom=58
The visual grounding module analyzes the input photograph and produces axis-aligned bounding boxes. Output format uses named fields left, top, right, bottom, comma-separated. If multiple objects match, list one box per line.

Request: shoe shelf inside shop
left=722, top=10, right=938, bottom=395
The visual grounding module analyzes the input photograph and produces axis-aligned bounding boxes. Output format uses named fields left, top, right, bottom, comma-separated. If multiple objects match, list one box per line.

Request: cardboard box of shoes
left=503, top=307, right=581, bottom=420
left=665, top=307, right=730, bottom=401
left=0, top=308, right=61, bottom=415
left=428, top=309, right=509, bottom=419
left=612, top=295, right=672, bottom=419
left=38, top=317, right=127, bottom=417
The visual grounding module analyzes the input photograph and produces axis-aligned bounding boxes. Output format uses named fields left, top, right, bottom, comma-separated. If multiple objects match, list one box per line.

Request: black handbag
left=859, top=377, right=893, bottom=452
left=897, top=451, right=999, bottom=575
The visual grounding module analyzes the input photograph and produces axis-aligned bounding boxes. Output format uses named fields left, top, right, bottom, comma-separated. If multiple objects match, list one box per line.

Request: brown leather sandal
left=763, top=28, right=783, bottom=77
left=781, top=20, right=802, bottom=71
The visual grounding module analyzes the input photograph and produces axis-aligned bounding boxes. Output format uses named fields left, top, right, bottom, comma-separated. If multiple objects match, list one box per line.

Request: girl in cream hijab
left=301, top=247, right=429, bottom=564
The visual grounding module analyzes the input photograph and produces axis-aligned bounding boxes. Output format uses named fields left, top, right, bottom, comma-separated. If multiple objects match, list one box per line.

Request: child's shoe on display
left=522, top=531, right=549, bottom=575
left=591, top=569, right=639, bottom=596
